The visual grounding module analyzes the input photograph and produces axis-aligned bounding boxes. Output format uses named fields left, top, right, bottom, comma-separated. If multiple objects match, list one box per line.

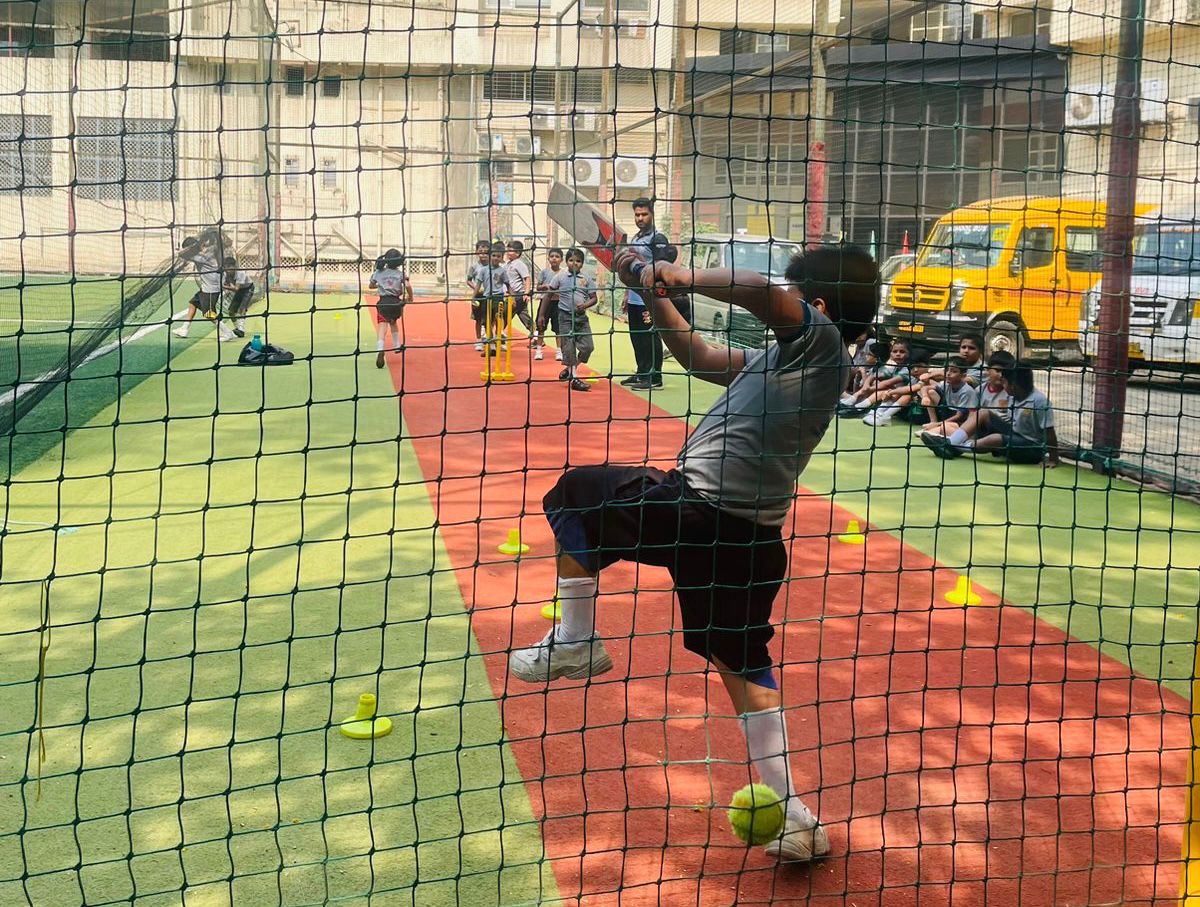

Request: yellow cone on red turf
left=339, top=693, right=392, bottom=740
left=945, top=575, right=982, bottom=606
left=837, top=520, right=866, bottom=545
left=540, top=599, right=561, bottom=621
left=498, top=529, right=530, bottom=556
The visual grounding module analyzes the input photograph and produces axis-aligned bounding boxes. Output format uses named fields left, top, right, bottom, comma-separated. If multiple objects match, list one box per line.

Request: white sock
left=741, top=707, right=817, bottom=829
left=854, top=398, right=872, bottom=409
left=376, top=337, right=386, bottom=352
left=839, top=393, right=855, bottom=405
left=948, top=428, right=969, bottom=446
left=391, top=328, right=401, bottom=349
left=875, top=403, right=900, bottom=418
left=554, top=575, right=598, bottom=643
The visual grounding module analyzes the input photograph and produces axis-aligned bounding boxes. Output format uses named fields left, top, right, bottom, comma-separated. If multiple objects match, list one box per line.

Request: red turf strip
left=380, top=300, right=1190, bottom=906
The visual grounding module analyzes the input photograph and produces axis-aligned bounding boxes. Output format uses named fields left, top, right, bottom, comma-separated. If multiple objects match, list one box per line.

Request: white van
left=684, top=234, right=803, bottom=349
left=1080, top=209, right=1200, bottom=369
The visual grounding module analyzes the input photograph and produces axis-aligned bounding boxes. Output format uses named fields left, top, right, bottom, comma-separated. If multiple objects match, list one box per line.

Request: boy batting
left=507, top=243, right=880, bottom=862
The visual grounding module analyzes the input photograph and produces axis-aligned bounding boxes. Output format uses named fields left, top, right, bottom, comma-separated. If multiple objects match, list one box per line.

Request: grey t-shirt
left=678, top=306, right=849, bottom=526
left=372, top=268, right=407, bottom=298
left=979, top=382, right=1011, bottom=418
left=190, top=250, right=223, bottom=294
left=939, top=380, right=979, bottom=410
left=473, top=263, right=514, bottom=299
left=505, top=258, right=530, bottom=297
left=1010, top=389, right=1055, bottom=444
left=550, top=270, right=594, bottom=313
left=963, top=361, right=987, bottom=386
left=539, top=267, right=561, bottom=302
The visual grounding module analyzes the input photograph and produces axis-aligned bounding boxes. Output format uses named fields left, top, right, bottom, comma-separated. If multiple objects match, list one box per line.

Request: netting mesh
left=1, top=1, right=1199, bottom=905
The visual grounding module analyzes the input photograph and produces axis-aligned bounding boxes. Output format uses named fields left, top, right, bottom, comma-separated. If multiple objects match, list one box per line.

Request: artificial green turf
left=582, top=313, right=1200, bottom=697
left=0, top=292, right=558, bottom=907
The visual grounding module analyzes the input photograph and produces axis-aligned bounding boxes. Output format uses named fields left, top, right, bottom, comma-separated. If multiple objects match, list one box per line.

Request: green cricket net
left=1, top=1, right=1198, bottom=906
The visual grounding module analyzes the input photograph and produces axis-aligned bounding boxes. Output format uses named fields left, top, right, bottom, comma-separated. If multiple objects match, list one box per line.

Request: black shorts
left=543, top=466, right=786, bottom=674
left=472, top=295, right=485, bottom=323
left=229, top=285, right=254, bottom=315
left=196, top=291, right=220, bottom=315
left=376, top=295, right=404, bottom=323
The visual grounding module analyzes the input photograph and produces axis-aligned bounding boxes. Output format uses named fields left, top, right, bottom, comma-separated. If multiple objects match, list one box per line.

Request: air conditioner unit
left=1066, top=80, right=1169, bottom=128
left=531, top=111, right=556, bottom=131
left=571, top=155, right=601, bottom=187
left=514, top=135, right=542, bottom=156
left=571, top=111, right=597, bottom=130
left=476, top=133, right=506, bottom=152
left=613, top=155, right=651, bottom=188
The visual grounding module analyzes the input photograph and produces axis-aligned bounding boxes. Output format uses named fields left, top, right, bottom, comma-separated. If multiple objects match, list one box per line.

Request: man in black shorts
left=507, top=243, right=879, bottom=862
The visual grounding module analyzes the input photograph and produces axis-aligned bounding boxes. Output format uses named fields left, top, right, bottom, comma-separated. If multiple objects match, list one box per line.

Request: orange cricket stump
left=498, top=528, right=530, bottom=556
left=837, top=520, right=866, bottom=545
left=945, top=575, right=983, bottom=606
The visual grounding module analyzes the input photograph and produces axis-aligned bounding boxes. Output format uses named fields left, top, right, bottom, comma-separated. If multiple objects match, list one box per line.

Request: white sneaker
left=474, top=341, right=484, bottom=352
left=508, top=629, right=613, bottom=683
left=534, top=349, right=544, bottom=361
left=555, top=349, right=563, bottom=361
left=863, top=409, right=892, bottom=427
left=172, top=325, right=189, bottom=338
left=218, top=326, right=236, bottom=342
left=839, top=393, right=856, bottom=406
left=236, top=318, right=246, bottom=333
left=763, top=818, right=830, bottom=863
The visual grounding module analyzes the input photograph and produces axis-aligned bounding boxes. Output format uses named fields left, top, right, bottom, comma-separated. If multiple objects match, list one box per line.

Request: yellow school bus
left=880, top=197, right=1153, bottom=358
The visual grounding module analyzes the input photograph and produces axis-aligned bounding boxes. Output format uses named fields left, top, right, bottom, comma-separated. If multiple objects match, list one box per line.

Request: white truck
left=1080, top=209, right=1200, bottom=370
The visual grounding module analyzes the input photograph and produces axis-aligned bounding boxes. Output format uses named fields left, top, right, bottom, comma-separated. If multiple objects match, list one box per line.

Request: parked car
left=683, top=234, right=804, bottom=348
left=879, top=196, right=1154, bottom=358
left=1080, top=207, right=1200, bottom=371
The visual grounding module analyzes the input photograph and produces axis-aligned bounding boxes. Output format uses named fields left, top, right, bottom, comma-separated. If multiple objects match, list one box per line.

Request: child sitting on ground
left=921, top=362, right=1059, bottom=467
left=861, top=349, right=932, bottom=426
left=845, top=326, right=876, bottom=395
left=915, top=356, right=979, bottom=431
left=921, top=350, right=1014, bottom=438
left=838, top=338, right=910, bottom=416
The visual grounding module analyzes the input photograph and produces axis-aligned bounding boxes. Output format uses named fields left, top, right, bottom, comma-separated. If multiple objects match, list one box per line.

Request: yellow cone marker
left=837, top=520, right=866, bottom=545
left=540, top=599, right=562, bottom=621
left=498, top=529, right=530, bottom=556
left=333, top=311, right=343, bottom=320
left=945, top=575, right=982, bottom=606
left=339, top=693, right=392, bottom=740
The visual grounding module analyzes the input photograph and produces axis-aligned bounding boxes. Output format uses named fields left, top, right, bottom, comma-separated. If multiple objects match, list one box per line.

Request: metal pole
left=1091, top=0, right=1144, bottom=460
left=669, top=0, right=688, bottom=240
left=806, top=35, right=827, bottom=248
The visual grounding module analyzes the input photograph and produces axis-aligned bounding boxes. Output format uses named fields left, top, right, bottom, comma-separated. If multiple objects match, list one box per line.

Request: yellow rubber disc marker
left=540, top=599, right=562, bottom=621
left=837, top=520, right=866, bottom=545
left=498, top=529, right=530, bottom=556
left=339, top=693, right=393, bottom=740
left=945, top=575, right=982, bottom=606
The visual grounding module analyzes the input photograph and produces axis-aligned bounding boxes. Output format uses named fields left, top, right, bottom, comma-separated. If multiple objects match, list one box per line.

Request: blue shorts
left=543, top=466, right=786, bottom=674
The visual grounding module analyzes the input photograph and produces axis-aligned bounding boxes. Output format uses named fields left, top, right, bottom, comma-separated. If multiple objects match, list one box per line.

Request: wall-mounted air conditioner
left=1065, top=80, right=1168, bottom=128
left=613, top=155, right=651, bottom=188
left=571, top=155, right=601, bottom=187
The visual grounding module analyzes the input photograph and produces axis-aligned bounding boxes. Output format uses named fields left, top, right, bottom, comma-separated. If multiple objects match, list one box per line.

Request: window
left=0, top=1, right=55, bottom=58
left=999, top=131, right=1059, bottom=182
left=1016, top=227, right=1055, bottom=269
left=581, top=0, right=651, bottom=18
left=0, top=114, right=53, bottom=194
left=616, top=67, right=652, bottom=87
left=483, top=71, right=528, bottom=101
left=754, top=32, right=791, bottom=53
left=285, top=66, right=305, bottom=97
left=322, top=75, right=341, bottom=98
left=76, top=116, right=175, bottom=201
left=284, top=155, right=300, bottom=187
left=320, top=157, right=338, bottom=189
left=909, top=3, right=965, bottom=42
left=1065, top=227, right=1104, bottom=271
left=88, top=0, right=171, bottom=62
left=1008, top=6, right=1052, bottom=38
left=485, top=71, right=601, bottom=105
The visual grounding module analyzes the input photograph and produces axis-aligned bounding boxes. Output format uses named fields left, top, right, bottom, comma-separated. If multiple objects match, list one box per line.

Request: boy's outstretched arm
left=614, top=250, right=758, bottom=386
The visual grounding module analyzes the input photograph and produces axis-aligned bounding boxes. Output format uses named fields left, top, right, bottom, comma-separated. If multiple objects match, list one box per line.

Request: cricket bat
left=546, top=181, right=627, bottom=270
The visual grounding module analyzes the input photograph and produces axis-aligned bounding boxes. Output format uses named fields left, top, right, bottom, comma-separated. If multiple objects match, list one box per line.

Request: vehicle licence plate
left=897, top=321, right=925, bottom=334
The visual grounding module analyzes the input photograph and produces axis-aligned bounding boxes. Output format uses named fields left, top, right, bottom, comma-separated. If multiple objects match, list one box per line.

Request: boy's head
left=548, top=247, right=563, bottom=266
left=1002, top=362, right=1035, bottom=399
left=866, top=340, right=890, bottom=364
left=383, top=248, right=404, bottom=269
left=181, top=236, right=197, bottom=251
left=565, top=247, right=585, bottom=271
left=957, top=333, right=984, bottom=363
left=632, top=198, right=655, bottom=230
left=783, top=244, right=880, bottom=344
left=505, top=239, right=524, bottom=260
left=223, top=256, right=236, bottom=269
left=475, top=240, right=490, bottom=260
left=945, top=356, right=968, bottom=385
left=986, top=350, right=1016, bottom=383
left=490, top=242, right=506, bottom=265
left=887, top=339, right=910, bottom=364
left=908, top=348, right=931, bottom=374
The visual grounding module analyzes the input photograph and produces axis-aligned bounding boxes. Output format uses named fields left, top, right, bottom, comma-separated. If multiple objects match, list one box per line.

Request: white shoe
left=764, top=818, right=830, bottom=863
left=236, top=318, right=246, bottom=333
left=172, top=325, right=189, bottom=338
left=474, top=341, right=484, bottom=352
left=534, top=349, right=544, bottom=360
left=555, top=349, right=563, bottom=361
left=839, top=393, right=856, bottom=406
left=508, top=629, right=613, bottom=683
left=863, top=410, right=891, bottom=427
left=218, top=326, right=236, bottom=342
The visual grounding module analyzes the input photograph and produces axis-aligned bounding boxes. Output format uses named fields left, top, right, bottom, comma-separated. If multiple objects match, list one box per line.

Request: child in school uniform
left=174, top=235, right=234, bottom=341
left=920, top=351, right=1013, bottom=438
left=548, top=247, right=596, bottom=391
left=914, top=356, right=980, bottom=432
left=838, top=338, right=911, bottom=416
left=467, top=240, right=490, bottom=352
left=477, top=243, right=518, bottom=356
left=369, top=248, right=412, bottom=368
left=861, top=348, right=932, bottom=426
left=222, top=256, right=255, bottom=338
left=505, top=240, right=535, bottom=345
left=536, top=247, right=565, bottom=362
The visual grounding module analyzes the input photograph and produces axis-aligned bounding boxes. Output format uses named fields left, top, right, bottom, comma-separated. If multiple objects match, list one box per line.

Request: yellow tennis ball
left=727, top=783, right=786, bottom=845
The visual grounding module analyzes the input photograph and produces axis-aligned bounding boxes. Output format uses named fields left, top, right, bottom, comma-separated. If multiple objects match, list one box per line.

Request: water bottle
left=251, top=334, right=263, bottom=351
